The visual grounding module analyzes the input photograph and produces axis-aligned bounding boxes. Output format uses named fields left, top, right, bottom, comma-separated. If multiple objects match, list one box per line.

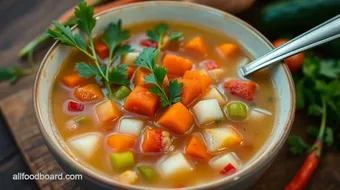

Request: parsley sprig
left=46, top=1, right=130, bottom=96
left=146, top=23, right=183, bottom=50
left=134, top=48, right=183, bottom=106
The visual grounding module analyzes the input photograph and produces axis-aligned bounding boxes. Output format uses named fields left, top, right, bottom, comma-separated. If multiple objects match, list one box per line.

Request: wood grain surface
left=0, top=0, right=339, bottom=190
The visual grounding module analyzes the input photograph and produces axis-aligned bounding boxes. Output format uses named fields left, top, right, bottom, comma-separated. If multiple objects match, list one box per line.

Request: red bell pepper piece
left=220, top=163, right=236, bottom=175
left=68, top=100, right=85, bottom=112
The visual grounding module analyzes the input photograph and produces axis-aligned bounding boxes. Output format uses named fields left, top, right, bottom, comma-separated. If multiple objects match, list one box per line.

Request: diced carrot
left=142, top=129, right=163, bottom=153
left=61, top=73, right=85, bottom=88
left=179, top=79, right=201, bottom=106
left=95, top=100, right=121, bottom=124
left=94, top=42, right=109, bottom=59
left=124, top=86, right=159, bottom=117
left=218, top=43, right=239, bottom=58
left=158, top=102, right=194, bottom=134
left=184, top=36, right=207, bottom=55
left=185, top=135, right=210, bottom=160
left=74, top=84, right=104, bottom=102
left=133, top=68, right=169, bottom=89
left=107, top=134, right=136, bottom=152
left=224, top=80, right=257, bottom=101
left=183, top=71, right=212, bottom=93
left=127, top=66, right=134, bottom=80
left=162, top=54, right=193, bottom=77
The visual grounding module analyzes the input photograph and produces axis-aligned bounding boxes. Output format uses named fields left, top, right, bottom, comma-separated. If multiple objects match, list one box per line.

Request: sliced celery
left=112, top=86, right=131, bottom=100
left=137, top=166, right=157, bottom=181
left=109, top=151, right=134, bottom=170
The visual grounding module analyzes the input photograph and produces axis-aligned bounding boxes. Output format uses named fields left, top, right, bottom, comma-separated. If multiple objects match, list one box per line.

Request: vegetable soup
left=50, top=19, right=276, bottom=188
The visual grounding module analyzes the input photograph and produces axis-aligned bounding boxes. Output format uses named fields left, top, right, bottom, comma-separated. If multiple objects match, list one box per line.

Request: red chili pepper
left=204, top=60, right=219, bottom=70
left=285, top=141, right=322, bottom=190
left=220, top=163, right=236, bottom=175
left=68, top=100, right=85, bottom=112
left=140, top=39, right=158, bottom=48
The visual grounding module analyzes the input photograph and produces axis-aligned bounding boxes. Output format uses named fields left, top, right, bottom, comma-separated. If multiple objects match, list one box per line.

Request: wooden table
left=0, top=1, right=339, bottom=189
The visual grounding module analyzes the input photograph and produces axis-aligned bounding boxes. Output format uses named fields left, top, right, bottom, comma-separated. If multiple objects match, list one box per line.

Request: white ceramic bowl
left=34, top=1, right=295, bottom=190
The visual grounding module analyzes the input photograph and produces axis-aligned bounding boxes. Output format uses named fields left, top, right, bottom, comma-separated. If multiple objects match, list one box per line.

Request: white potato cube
left=209, top=152, right=241, bottom=171
left=119, top=118, right=144, bottom=136
left=158, top=152, right=193, bottom=178
left=121, top=52, right=140, bottom=65
left=204, top=127, right=243, bottom=152
left=208, top=68, right=224, bottom=82
left=250, top=108, right=272, bottom=121
left=68, top=133, right=102, bottom=159
left=193, top=99, right=224, bottom=125
left=118, top=170, right=138, bottom=185
left=202, top=88, right=227, bottom=106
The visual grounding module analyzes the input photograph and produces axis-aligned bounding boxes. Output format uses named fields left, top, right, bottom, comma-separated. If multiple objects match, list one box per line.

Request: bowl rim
left=33, top=1, right=296, bottom=189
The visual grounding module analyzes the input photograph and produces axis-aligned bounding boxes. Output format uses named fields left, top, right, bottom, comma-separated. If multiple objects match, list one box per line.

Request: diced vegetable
left=119, top=118, right=144, bottom=136
left=142, top=128, right=172, bottom=153
left=204, top=127, right=243, bottom=152
left=158, top=152, right=193, bottom=178
left=121, top=52, right=140, bottom=65
left=183, top=71, right=212, bottom=93
left=185, top=135, right=210, bottom=160
left=193, top=99, right=224, bottom=125
left=112, top=86, right=131, bottom=100
left=218, top=43, right=239, bottom=58
left=95, top=100, right=121, bottom=124
left=94, top=42, right=109, bottom=59
left=110, top=151, right=135, bottom=170
left=127, top=66, right=134, bottom=80
left=209, top=152, right=241, bottom=174
left=140, top=39, right=158, bottom=48
left=207, top=68, right=224, bottom=82
left=250, top=108, right=272, bottom=121
left=74, top=84, right=104, bottom=102
left=162, top=54, right=193, bottom=76
left=67, top=100, right=85, bottom=112
left=204, top=60, right=219, bottom=70
left=184, top=36, right=207, bottom=55
left=134, top=68, right=150, bottom=87
left=107, top=134, right=136, bottom=152
left=61, top=73, right=84, bottom=88
left=158, top=102, right=194, bottom=134
left=68, top=133, right=102, bottom=159
left=137, top=166, right=157, bottom=181
left=118, top=170, right=138, bottom=185
left=202, top=88, right=226, bottom=106
left=179, top=79, right=201, bottom=106
left=74, top=115, right=89, bottom=124
left=226, top=101, right=248, bottom=121
left=224, top=79, right=257, bottom=101
left=124, top=86, right=160, bottom=117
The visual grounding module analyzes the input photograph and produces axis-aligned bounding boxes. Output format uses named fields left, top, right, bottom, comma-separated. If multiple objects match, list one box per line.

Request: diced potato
left=192, top=99, right=224, bottom=125
left=207, top=68, right=224, bottom=82
left=118, top=170, right=138, bottom=185
left=68, top=133, right=102, bottom=159
left=95, top=100, right=121, bottom=124
left=209, top=152, right=241, bottom=171
left=250, top=108, right=272, bottom=121
left=204, top=127, right=243, bottom=152
left=121, top=52, right=140, bottom=65
left=119, top=118, right=144, bottom=136
left=158, top=152, right=193, bottom=178
left=202, top=88, right=227, bottom=106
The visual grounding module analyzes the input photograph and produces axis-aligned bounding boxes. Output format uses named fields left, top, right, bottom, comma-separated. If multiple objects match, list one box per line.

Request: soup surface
left=51, top=21, right=276, bottom=188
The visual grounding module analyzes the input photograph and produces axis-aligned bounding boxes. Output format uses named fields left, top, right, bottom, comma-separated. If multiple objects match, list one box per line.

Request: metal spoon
left=239, top=14, right=340, bottom=77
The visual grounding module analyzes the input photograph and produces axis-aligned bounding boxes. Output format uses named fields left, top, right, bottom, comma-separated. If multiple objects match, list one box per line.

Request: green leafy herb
left=319, top=60, right=340, bottom=79
left=134, top=47, right=183, bottom=107
left=306, top=126, right=319, bottom=137
left=287, top=136, right=309, bottom=154
left=74, top=1, right=96, bottom=37
left=108, top=64, right=128, bottom=85
left=146, top=23, right=183, bottom=49
left=75, top=62, right=103, bottom=81
left=0, top=66, right=26, bottom=83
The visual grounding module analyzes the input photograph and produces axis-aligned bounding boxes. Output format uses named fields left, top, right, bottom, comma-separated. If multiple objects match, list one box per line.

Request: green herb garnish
left=134, top=47, right=183, bottom=107
left=46, top=1, right=130, bottom=96
left=146, top=23, right=183, bottom=49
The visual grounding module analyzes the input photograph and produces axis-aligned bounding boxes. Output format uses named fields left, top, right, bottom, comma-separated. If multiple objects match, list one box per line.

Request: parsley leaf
left=114, top=45, right=132, bottom=58
left=295, top=79, right=305, bottom=110
left=0, top=66, right=25, bottom=83
left=74, top=1, right=96, bottom=36
left=168, top=80, right=183, bottom=104
left=134, top=48, right=158, bottom=70
left=146, top=23, right=182, bottom=49
left=307, top=104, right=323, bottom=116
left=108, top=64, right=128, bottom=85
left=75, top=62, right=103, bottom=81
left=319, top=60, right=340, bottom=79
left=287, top=136, right=309, bottom=154
left=167, top=32, right=183, bottom=42
left=149, top=85, right=169, bottom=106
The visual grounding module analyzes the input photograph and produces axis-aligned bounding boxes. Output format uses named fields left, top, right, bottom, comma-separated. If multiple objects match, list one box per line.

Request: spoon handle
left=240, top=14, right=340, bottom=76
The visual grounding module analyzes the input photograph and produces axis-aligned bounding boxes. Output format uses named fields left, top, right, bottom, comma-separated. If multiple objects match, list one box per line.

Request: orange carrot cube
left=185, top=135, right=210, bottom=160
left=74, top=84, right=104, bottom=102
left=162, top=54, right=192, bottom=77
left=61, top=73, right=85, bottom=88
left=158, top=102, right=194, bottom=134
left=95, top=42, right=109, bottom=59
left=183, top=71, right=212, bottom=93
left=95, top=100, right=121, bottom=124
left=184, top=36, right=207, bottom=55
left=179, top=79, right=201, bottom=106
left=127, top=66, right=134, bottom=80
left=218, top=43, right=239, bottom=58
left=107, top=134, right=136, bottom=152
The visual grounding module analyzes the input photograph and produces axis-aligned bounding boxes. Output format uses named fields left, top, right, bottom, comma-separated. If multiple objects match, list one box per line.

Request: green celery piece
left=227, top=102, right=248, bottom=121
left=112, top=86, right=131, bottom=100
left=74, top=116, right=89, bottom=124
left=109, top=151, right=134, bottom=170
left=137, top=166, right=157, bottom=181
